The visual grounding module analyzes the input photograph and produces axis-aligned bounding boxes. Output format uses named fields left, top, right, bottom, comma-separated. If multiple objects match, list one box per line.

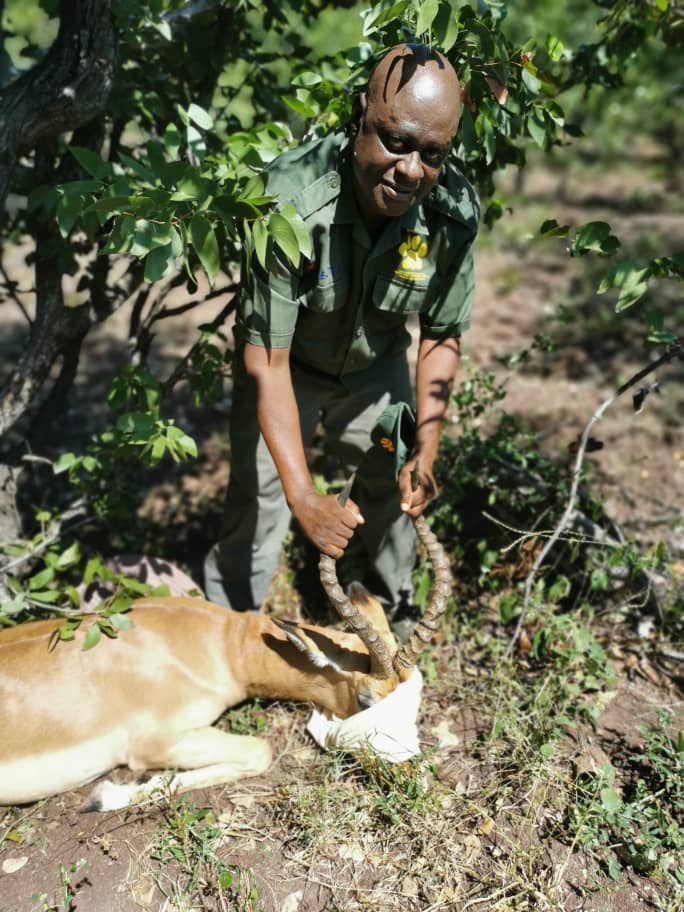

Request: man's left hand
left=398, top=457, right=438, bottom=517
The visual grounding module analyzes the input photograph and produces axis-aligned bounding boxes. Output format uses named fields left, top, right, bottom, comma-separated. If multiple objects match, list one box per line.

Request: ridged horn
left=393, top=514, right=452, bottom=672
left=318, top=553, right=395, bottom=680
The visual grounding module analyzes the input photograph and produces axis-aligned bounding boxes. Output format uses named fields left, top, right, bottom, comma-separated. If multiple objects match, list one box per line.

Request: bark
left=0, top=463, right=20, bottom=552
left=0, top=3, right=116, bottom=440
left=0, top=0, right=116, bottom=212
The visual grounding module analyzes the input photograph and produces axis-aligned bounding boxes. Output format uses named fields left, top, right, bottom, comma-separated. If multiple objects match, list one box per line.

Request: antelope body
left=0, top=518, right=451, bottom=811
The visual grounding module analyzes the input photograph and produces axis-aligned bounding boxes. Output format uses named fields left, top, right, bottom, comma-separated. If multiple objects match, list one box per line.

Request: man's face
left=351, top=70, right=460, bottom=231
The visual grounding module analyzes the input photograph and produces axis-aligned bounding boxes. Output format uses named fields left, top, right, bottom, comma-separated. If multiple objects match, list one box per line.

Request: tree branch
left=507, top=343, right=684, bottom=655
left=0, top=0, right=116, bottom=212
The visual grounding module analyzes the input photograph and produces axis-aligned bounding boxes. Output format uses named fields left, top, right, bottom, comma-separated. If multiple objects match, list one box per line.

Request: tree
left=0, top=0, right=681, bottom=606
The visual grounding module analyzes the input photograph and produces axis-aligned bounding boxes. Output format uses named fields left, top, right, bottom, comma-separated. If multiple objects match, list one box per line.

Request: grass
left=150, top=796, right=262, bottom=912
left=144, top=602, right=676, bottom=911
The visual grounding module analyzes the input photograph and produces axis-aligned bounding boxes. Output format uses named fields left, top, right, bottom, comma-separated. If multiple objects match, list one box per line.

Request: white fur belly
left=0, top=732, right=127, bottom=805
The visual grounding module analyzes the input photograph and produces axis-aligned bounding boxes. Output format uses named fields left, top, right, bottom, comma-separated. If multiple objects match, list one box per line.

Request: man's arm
left=242, top=341, right=364, bottom=558
left=398, top=335, right=460, bottom=517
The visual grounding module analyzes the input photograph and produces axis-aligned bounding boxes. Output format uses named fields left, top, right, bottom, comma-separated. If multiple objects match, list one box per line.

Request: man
left=204, top=43, right=479, bottom=618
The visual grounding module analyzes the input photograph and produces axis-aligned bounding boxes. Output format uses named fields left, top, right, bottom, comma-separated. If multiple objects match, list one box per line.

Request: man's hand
left=398, top=457, right=438, bottom=518
left=290, top=490, right=365, bottom=558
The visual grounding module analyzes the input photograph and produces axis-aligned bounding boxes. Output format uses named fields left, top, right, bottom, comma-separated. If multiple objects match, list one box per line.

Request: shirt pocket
left=371, top=275, right=432, bottom=314
left=300, top=275, right=348, bottom=312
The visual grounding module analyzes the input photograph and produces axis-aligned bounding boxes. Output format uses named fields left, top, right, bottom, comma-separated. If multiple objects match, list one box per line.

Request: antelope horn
left=393, top=514, right=452, bottom=672
left=319, top=554, right=395, bottom=678
left=318, top=474, right=394, bottom=679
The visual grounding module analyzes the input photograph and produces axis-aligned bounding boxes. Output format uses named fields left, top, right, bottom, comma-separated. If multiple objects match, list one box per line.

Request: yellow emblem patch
left=394, top=233, right=429, bottom=282
left=379, top=436, right=395, bottom=453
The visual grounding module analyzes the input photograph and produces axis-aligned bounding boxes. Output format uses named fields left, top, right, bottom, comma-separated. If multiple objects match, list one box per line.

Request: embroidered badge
left=394, top=233, right=428, bottom=282
left=379, top=436, right=395, bottom=453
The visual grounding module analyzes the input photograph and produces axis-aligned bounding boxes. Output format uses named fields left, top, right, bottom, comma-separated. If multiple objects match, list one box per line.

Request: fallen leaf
left=131, top=876, right=156, bottom=908
left=2, top=857, right=28, bottom=874
left=479, top=816, right=495, bottom=836
left=281, top=890, right=304, bottom=912
left=339, top=842, right=364, bottom=863
left=401, top=875, right=420, bottom=897
left=463, top=833, right=481, bottom=861
left=432, top=719, right=460, bottom=748
left=485, top=76, right=509, bottom=105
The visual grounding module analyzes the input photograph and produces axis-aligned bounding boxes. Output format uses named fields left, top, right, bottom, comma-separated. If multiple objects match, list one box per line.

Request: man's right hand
left=289, top=490, right=365, bottom=559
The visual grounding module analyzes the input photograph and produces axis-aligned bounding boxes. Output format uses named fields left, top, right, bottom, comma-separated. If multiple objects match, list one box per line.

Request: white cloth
left=306, top=668, right=423, bottom=762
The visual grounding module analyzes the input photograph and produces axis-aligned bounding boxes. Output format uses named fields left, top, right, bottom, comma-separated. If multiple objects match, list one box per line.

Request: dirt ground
left=1, top=151, right=683, bottom=911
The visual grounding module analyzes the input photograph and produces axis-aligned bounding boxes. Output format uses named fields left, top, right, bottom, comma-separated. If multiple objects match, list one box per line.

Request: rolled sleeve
left=237, top=259, right=300, bottom=349
left=419, top=243, right=475, bottom=339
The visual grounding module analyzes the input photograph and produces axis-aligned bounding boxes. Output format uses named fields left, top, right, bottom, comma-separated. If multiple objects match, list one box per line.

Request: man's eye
left=382, top=133, right=406, bottom=152
left=423, top=150, right=446, bottom=168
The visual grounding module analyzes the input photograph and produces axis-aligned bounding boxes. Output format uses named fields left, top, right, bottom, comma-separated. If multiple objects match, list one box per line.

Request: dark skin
left=243, top=45, right=463, bottom=558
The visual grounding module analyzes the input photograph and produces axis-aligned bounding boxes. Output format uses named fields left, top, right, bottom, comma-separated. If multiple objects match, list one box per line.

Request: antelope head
left=276, top=512, right=453, bottom=718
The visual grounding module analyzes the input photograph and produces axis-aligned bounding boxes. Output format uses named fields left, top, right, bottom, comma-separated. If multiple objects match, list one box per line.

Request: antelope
left=0, top=516, right=451, bottom=812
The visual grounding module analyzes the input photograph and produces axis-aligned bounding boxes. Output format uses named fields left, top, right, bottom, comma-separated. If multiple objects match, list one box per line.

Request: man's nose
left=395, top=150, right=422, bottom=184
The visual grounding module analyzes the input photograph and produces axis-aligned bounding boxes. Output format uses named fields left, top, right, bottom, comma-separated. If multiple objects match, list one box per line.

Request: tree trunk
left=0, top=1, right=117, bottom=438
left=0, top=0, right=116, bottom=212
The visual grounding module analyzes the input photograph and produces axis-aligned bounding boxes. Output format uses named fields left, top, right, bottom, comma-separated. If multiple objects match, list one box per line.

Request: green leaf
left=416, top=0, right=440, bottom=37
left=291, top=72, right=322, bottom=88
left=598, top=261, right=651, bottom=312
left=109, top=613, right=134, bottom=631
left=29, top=590, right=61, bottom=603
left=268, top=212, right=300, bottom=269
left=56, top=193, right=83, bottom=237
left=53, top=452, right=77, bottom=474
left=252, top=217, right=269, bottom=270
left=29, top=568, right=54, bottom=591
left=188, top=103, right=213, bottom=130
left=118, top=151, right=157, bottom=185
left=55, top=542, right=81, bottom=570
left=188, top=214, right=220, bottom=285
left=590, top=568, right=609, bottom=592
left=571, top=222, right=620, bottom=257
left=538, top=219, right=569, bottom=239
left=283, top=95, right=317, bottom=118
left=362, top=0, right=409, bottom=35
left=600, top=787, right=623, bottom=813
left=152, top=436, right=168, bottom=462
left=144, top=242, right=178, bottom=283
left=86, top=195, right=146, bottom=215
left=527, top=108, right=546, bottom=147
left=521, top=67, right=541, bottom=95
left=83, top=624, right=102, bottom=651
left=70, top=146, right=110, bottom=179
left=279, top=203, right=312, bottom=259
left=545, top=34, right=565, bottom=61
left=163, top=123, right=182, bottom=158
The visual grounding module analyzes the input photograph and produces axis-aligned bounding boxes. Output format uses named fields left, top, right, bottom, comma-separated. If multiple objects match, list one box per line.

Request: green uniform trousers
left=203, top=351, right=417, bottom=614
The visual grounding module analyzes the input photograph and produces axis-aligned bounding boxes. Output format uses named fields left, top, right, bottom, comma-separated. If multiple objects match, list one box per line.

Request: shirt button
left=329, top=174, right=339, bottom=189
left=355, top=327, right=363, bottom=337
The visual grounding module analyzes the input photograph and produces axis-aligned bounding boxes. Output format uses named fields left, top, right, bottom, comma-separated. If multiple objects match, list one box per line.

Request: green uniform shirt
left=236, top=132, right=479, bottom=376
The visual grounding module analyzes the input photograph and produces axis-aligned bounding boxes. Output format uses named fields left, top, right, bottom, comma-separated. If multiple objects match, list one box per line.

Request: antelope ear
left=273, top=619, right=348, bottom=674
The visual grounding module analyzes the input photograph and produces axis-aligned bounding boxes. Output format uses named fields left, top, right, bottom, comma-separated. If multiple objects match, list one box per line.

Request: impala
left=0, top=516, right=451, bottom=811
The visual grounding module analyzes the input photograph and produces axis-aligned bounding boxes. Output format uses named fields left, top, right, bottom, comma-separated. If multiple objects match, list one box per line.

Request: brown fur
left=0, top=594, right=400, bottom=809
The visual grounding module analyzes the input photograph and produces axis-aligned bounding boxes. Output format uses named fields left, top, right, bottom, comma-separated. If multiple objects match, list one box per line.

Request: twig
left=0, top=261, right=33, bottom=324
left=483, top=510, right=619, bottom=552
left=0, top=499, right=89, bottom=577
left=507, top=343, right=683, bottom=656
left=159, top=296, right=237, bottom=396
